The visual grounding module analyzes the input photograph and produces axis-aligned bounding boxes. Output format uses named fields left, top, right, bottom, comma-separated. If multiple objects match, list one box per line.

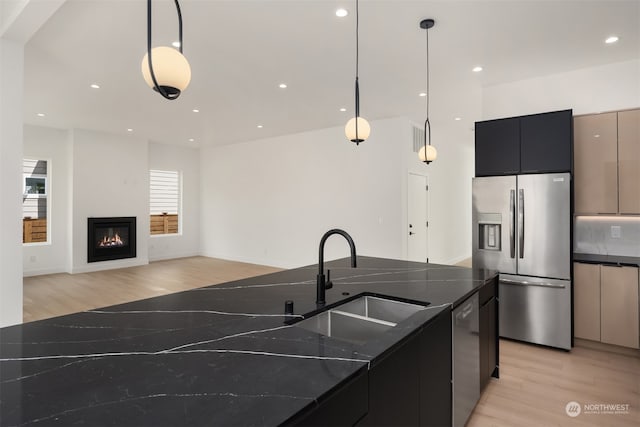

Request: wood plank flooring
left=23, top=256, right=282, bottom=323
left=22, top=256, right=640, bottom=426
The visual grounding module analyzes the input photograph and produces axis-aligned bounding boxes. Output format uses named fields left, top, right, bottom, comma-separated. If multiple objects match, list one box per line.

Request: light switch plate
left=610, top=225, right=622, bottom=239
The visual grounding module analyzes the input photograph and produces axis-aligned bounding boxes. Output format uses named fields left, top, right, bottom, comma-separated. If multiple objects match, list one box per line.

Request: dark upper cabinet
left=520, top=110, right=572, bottom=173
left=475, top=109, right=572, bottom=176
left=475, top=117, right=520, bottom=176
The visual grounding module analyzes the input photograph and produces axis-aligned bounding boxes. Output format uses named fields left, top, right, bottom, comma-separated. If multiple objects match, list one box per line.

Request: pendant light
left=418, top=19, right=437, bottom=164
left=345, top=0, right=370, bottom=144
left=141, top=0, right=191, bottom=100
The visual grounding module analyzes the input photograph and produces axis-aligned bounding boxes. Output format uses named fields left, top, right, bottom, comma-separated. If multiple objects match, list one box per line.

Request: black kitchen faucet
left=316, top=229, right=357, bottom=306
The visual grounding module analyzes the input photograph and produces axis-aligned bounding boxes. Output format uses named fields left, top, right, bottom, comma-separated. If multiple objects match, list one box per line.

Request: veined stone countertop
left=0, top=256, right=496, bottom=426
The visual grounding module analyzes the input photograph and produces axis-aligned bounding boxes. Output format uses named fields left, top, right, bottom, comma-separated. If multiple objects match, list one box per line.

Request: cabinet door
left=475, top=117, right=520, bottom=176
left=419, top=310, right=452, bottom=427
left=479, top=297, right=497, bottom=391
left=618, top=109, right=640, bottom=214
left=359, top=334, right=420, bottom=426
left=290, top=369, right=368, bottom=426
left=601, top=266, right=639, bottom=349
left=574, top=113, right=618, bottom=214
left=520, top=110, right=572, bottom=173
left=573, top=262, right=601, bottom=341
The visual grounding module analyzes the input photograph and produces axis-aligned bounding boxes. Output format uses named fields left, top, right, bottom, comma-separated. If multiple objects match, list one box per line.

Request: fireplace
left=88, top=217, right=136, bottom=263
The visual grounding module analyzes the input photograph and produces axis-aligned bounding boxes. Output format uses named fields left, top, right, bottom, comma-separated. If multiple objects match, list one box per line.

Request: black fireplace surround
left=87, top=217, right=136, bottom=263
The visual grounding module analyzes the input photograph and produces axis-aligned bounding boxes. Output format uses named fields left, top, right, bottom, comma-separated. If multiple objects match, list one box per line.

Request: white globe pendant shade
left=141, top=46, right=191, bottom=98
left=418, top=144, right=438, bottom=163
left=345, top=116, right=371, bottom=143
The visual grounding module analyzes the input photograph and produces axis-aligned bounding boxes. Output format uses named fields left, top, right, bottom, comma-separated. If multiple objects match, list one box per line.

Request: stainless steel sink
left=295, top=296, right=427, bottom=345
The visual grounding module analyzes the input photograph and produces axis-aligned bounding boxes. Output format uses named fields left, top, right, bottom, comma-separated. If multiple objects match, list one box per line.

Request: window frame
left=22, top=158, right=51, bottom=246
left=149, top=169, right=182, bottom=237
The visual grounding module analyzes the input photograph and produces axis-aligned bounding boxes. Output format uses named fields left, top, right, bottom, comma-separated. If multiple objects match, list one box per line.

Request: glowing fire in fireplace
left=98, top=233, right=124, bottom=247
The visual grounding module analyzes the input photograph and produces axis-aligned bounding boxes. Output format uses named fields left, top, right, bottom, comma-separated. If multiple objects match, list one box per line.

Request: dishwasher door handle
left=500, top=278, right=565, bottom=289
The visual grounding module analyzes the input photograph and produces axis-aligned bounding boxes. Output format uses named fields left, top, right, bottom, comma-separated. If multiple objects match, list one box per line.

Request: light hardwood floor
left=23, top=256, right=282, bottom=323
left=22, top=257, right=640, bottom=426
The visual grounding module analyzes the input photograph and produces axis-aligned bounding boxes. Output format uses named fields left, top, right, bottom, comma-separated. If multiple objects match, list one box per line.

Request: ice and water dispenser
left=477, top=213, right=502, bottom=251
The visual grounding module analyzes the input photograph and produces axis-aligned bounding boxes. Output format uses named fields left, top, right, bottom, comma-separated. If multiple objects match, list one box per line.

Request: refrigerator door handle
left=518, top=189, right=524, bottom=259
left=509, top=190, right=515, bottom=258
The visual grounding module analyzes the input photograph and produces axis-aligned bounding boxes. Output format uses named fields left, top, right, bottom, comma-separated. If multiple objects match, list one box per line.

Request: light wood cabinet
left=573, top=113, right=618, bottom=214
left=574, top=262, right=639, bottom=349
left=601, top=265, right=640, bottom=349
left=618, top=109, right=640, bottom=214
left=573, top=263, right=601, bottom=341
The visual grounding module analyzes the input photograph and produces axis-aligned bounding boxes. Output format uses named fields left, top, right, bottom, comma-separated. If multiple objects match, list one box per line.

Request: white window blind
left=150, top=170, right=180, bottom=215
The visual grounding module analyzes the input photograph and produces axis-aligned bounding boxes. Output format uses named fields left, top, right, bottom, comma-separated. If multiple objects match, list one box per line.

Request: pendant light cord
left=354, top=0, right=360, bottom=143
left=176, top=0, right=183, bottom=54
left=424, top=23, right=431, bottom=150
left=146, top=0, right=184, bottom=100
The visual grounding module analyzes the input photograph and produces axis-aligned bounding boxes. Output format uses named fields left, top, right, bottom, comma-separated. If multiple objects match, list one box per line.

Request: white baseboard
left=439, top=253, right=472, bottom=266
left=23, top=267, right=69, bottom=277
left=200, top=250, right=288, bottom=269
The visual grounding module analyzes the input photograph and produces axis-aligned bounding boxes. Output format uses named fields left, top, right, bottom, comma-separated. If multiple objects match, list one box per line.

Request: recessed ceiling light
left=419, top=92, right=427, bottom=97
left=90, top=84, right=100, bottom=89
left=336, top=8, right=348, bottom=17
left=472, top=66, right=483, bottom=72
left=192, top=109, right=199, bottom=113
left=339, top=108, right=347, bottom=112
left=172, top=41, right=181, bottom=48
left=36, top=113, right=45, bottom=117
left=188, top=138, right=195, bottom=142
left=279, top=83, right=287, bottom=89
left=605, top=36, right=619, bottom=44
left=594, top=134, right=601, bottom=138
left=454, top=117, right=462, bottom=121
left=257, top=125, right=264, bottom=129
left=127, top=128, right=133, bottom=132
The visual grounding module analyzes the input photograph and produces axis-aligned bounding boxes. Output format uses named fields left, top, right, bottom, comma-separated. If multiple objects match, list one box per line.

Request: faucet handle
left=326, top=269, right=333, bottom=290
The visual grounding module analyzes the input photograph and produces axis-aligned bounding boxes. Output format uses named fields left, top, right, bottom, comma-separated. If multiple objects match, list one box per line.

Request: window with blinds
left=149, top=169, right=180, bottom=235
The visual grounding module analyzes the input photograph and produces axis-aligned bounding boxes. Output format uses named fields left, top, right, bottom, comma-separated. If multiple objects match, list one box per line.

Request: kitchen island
left=0, top=256, right=498, bottom=426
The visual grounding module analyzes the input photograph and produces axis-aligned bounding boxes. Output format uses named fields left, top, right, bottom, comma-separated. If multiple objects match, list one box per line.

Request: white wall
left=70, top=129, right=149, bottom=273
left=405, top=117, right=477, bottom=265
left=201, top=116, right=475, bottom=269
left=23, top=125, right=71, bottom=276
left=0, top=38, right=24, bottom=327
left=201, top=118, right=408, bottom=268
left=482, top=59, right=640, bottom=119
left=148, top=142, right=201, bottom=261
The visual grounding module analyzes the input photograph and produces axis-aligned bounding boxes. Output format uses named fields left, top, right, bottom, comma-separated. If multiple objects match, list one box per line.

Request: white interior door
left=408, top=173, right=428, bottom=263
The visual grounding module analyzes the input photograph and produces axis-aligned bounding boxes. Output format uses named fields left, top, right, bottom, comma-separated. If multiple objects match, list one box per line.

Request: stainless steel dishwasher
left=452, top=293, right=480, bottom=427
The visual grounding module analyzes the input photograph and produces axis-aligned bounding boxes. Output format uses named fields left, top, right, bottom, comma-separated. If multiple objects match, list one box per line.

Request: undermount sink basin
left=295, top=296, right=427, bottom=345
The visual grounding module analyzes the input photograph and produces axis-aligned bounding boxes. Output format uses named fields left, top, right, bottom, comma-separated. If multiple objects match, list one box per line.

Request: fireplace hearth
left=88, top=217, right=136, bottom=263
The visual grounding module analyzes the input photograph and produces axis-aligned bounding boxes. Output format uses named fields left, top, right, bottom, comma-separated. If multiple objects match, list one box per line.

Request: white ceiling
left=23, top=0, right=640, bottom=148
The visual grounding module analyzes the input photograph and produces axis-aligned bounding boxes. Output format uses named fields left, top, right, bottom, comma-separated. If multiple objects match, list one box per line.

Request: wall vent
left=412, top=126, right=425, bottom=153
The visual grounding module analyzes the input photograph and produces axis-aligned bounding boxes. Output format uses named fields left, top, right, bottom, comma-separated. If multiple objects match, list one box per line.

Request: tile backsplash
left=574, top=216, right=640, bottom=257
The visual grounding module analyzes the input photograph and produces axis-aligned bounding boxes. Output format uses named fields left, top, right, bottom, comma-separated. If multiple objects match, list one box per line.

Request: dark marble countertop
left=0, top=256, right=496, bottom=426
left=573, top=253, right=640, bottom=267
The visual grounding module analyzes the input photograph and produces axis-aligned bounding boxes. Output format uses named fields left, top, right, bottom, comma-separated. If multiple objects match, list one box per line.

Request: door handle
left=409, top=231, right=415, bottom=236
left=509, top=189, right=515, bottom=259
left=518, top=189, right=524, bottom=259
left=500, top=278, right=565, bottom=289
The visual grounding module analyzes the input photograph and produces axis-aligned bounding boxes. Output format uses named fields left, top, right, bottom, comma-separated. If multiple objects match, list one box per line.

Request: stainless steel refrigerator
left=472, top=173, right=571, bottom=350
